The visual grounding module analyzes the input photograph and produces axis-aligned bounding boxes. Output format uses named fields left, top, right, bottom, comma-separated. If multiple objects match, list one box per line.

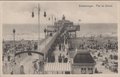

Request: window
left=58, top=71, right=63, bottom=74
left=65, top=71, right=70, bottom=74
left=88, top=68, right=93, bottom=74
left=81, top=68, right=86, bottom=74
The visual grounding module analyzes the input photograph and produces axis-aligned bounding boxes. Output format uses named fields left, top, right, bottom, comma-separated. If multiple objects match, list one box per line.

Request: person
left=66, top=51, right=68, bottom=56
left=95, top=68, right=99, bottom=73
left=38, top=61, right=44, bottom=73
left=20, top=65, right=25, bottom=74
left=11, top=71, right=13, bottom=74
left=33, top=61, right=39, bottom=74
left=58, top=54, right=62, bottom=63
left=64, top=58, right=68, bottom=63
left=38, top=61, right=41, bottom=73
left=8, top=55, right=10, bottom=61
left=62, top=55, right=65, bottom=62
left=62, top=44, right=65, bottom=51
left=59, top=44, right=61, bottom=51
left=2, top=55, right=4, bottom=61
left=34, top=43, right=37, bottom=50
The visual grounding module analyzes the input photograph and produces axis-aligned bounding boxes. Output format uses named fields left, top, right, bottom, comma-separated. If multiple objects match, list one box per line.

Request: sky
left=2, top=1, right=118, bottom=24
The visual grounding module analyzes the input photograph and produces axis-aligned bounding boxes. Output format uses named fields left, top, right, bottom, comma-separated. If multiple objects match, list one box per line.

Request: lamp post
left=78, top=19, right=81, bottom=30
left=13, top=29, right=16, bottom=62
left=32, top=3, right=47, bottom=74
left=32, top=4, right=41, bottom=53
left=11, top=28, right=16, bottom=74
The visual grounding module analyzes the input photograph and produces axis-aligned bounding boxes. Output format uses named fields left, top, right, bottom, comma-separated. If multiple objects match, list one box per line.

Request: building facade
left=44, top=63, right=71, bottom=74
left=72, top=51, right=96, bottom=74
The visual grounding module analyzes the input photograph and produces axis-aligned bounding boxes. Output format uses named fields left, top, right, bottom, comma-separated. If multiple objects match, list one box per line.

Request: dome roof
left=73, top=51, right=95, bottom=63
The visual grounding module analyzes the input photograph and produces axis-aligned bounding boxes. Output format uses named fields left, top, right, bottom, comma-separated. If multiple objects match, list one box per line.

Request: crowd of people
left=3, top=40, right=38, bottom=52
left=68, top=36, right=118, bottom=73
left=2, top=40, right=39, bottom=74
left=69, top=38, right=118, bottom=51
left=3, top=40, right=38, bottom=60
left=2, top=33, right=118, bottom=74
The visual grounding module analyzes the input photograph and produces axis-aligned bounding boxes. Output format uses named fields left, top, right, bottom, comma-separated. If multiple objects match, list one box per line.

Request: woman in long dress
left=20, top=65, right=25, bottom=74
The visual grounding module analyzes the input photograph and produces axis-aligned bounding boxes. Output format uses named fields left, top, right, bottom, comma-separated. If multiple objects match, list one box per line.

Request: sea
left=3, top=23, right=117, bottom=41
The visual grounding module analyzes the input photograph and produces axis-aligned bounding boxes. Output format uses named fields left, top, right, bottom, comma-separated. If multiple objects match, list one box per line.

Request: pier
left=3, top=16, right=81, bottom=74
left=3, top=16, right=118, bottom=74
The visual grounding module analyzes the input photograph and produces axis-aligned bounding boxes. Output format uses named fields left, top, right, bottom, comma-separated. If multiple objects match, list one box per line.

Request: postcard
left=0, top=1, right=120, bottom=77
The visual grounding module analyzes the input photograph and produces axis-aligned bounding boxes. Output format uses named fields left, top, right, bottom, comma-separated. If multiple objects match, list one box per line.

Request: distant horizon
left=2, top=23, right=117, bottom=41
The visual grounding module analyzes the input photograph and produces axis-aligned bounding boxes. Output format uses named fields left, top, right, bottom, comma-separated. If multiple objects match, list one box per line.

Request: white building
left=44, top=63, right=71, bottom=74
